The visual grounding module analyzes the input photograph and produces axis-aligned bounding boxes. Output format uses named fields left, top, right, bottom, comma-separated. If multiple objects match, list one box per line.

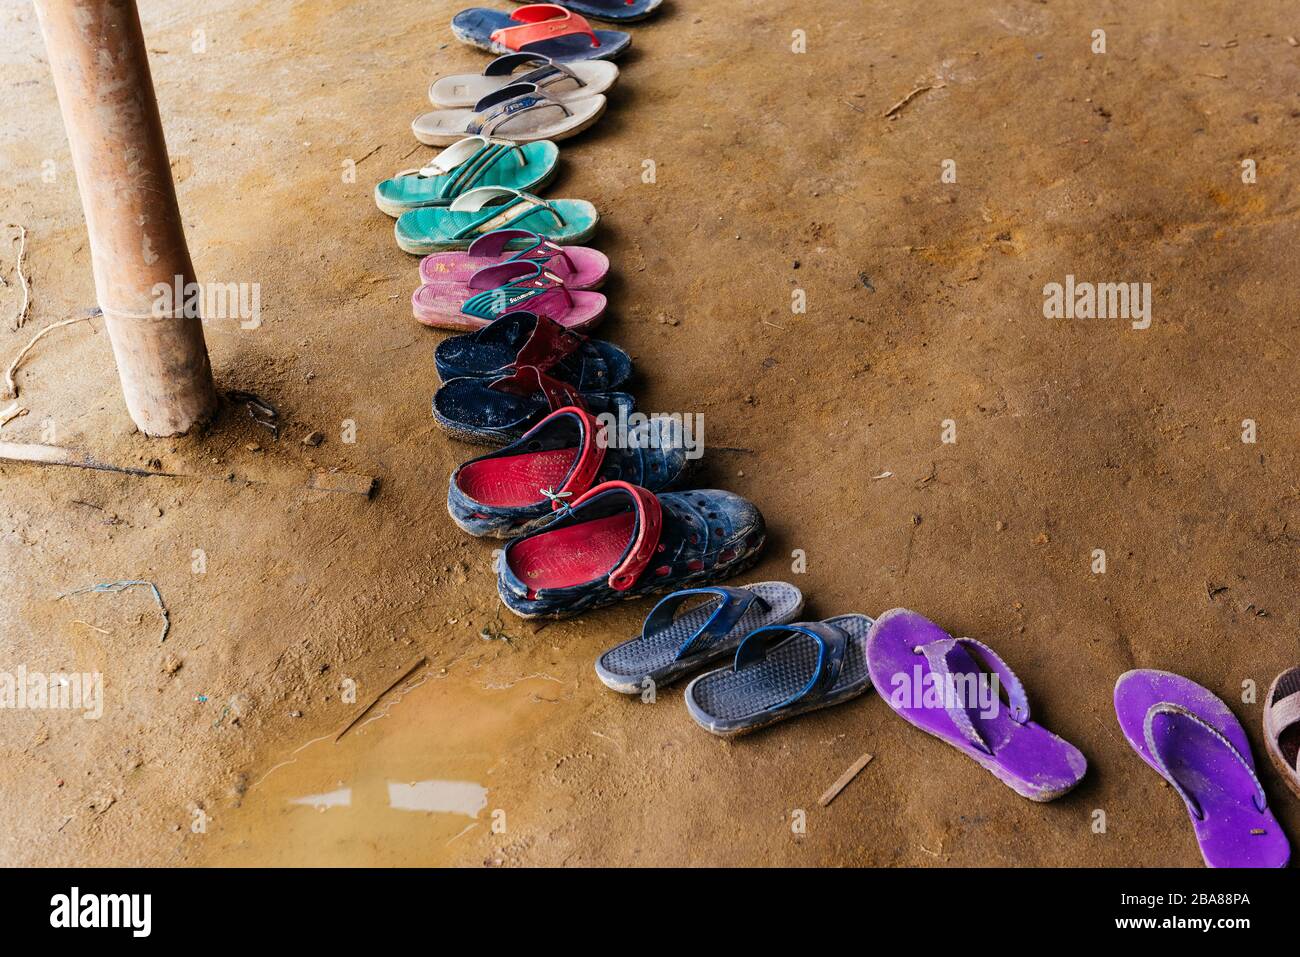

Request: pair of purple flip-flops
left=1115, top=669, right=1290, bottom=868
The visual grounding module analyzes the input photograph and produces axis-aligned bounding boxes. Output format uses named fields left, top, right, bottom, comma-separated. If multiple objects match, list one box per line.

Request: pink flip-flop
left=412, top=260, right=606, bottom=332
left=419, top=228, right=608, bottom=290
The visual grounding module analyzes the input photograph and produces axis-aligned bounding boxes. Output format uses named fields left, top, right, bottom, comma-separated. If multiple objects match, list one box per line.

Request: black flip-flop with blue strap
left=685, top=615, right=875, bottom=737
left=595, top=583, right=804, bottom=694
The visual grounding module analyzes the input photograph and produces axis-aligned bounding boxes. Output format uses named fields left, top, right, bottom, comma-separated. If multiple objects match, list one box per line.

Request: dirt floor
left=1, top=0, right=1298, bottom=867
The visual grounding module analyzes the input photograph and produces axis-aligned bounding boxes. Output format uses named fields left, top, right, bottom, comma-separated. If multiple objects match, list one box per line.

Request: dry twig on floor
left=819, top=752, right=874, bottom=807
left=883, top=83, right=945, bottom=118
left=334, top=656, right=428, bottom=742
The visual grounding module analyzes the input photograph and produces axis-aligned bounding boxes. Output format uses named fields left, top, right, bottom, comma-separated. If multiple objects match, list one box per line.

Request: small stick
left=819, top=752, right=874, bottom=807
left=3, top=314, right=94, bottom=399
left=0, top=402, right=27, bottom=427
left=884, top=83, right=944, bottom=118
left=4, top=224, right=31, bottom=329
left=334, top=655, right=427, bottom=742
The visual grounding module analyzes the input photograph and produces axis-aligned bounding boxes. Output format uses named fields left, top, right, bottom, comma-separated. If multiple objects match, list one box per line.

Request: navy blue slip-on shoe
left=497, top=480, right=767, bottom=619
left=448, top=405, right=696, bottom=537
left=434, top=311, right=631, bottom=389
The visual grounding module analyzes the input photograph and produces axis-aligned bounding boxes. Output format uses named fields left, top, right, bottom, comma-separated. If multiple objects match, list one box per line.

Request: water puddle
left=203, top=667, right=564, bottom=865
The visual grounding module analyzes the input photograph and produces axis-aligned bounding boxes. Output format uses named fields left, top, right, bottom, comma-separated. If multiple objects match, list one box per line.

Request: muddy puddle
left=204, top=668, right=566, bottom=866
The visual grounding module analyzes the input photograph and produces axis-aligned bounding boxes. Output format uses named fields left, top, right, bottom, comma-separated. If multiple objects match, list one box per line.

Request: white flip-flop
left=429, top=52, right=618, bottom=109
left=413, top=84, right=605, bottom=147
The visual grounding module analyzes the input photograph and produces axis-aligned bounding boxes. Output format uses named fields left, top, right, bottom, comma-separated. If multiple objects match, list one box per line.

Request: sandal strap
left=1270, top=682, right=1300, bottom=774
left=509, top=313, right=587, bottom=374
left=469, top=84, right=573, bottom=138
left=640, top=586, right=767, bottom=662
left=461, top=261, right=574, bottom=320
left=505, top=405, right=605, bottom=504
left=467, top=229, right=578, bottom=273
left=568, top=481, right=663, bottom=591
left=449, top=188, right=565, bottom=240
left=488, top=363, right=585, bottom=412
left=483, top=52, right=585, bottom=92
left=1143, top=701, right=1268, bottom=820
left=733, top=621, right=850, bottom=707
left=919, top=637, right=1030, bottom=755
left=489, top=4, right=600, bottom=52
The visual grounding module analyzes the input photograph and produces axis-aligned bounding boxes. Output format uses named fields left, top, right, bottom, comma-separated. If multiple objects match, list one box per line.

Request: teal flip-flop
left=395, top=186, right=598, bottom=254
left=374, top=138, right=559, bottom=217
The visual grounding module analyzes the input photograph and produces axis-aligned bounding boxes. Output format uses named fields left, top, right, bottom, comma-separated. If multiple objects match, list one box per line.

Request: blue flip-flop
left=595, top=583, right=805, bottom=694
left=685, top=615, right=875, bottom=737
left=433, top=365, right=633, bottom=445
left=511, top=0, right=663, bottom=23
left=452, top=4, right=631, bottom=62
left=395, top=187, right=598, bottom=254
left=374, top=139, right=558, bottom=217
left=434, top=312, right=632, bottom=389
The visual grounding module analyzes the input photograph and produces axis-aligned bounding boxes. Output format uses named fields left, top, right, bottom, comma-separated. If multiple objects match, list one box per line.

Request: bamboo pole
left=34, top=0, right=219, bottom=436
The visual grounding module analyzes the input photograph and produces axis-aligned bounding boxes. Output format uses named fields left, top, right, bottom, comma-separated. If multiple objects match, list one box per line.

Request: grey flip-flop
left=595, top=582, right=803, bottom=694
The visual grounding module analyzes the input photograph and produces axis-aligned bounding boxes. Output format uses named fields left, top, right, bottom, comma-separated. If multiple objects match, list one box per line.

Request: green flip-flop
left=394, top=186, right=598, bottom=254
left=374, top=137, right=559, bottom=217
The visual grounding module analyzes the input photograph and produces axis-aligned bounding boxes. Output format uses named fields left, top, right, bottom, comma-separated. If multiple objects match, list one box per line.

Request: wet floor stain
left=204, top=668, right=565, bottom=865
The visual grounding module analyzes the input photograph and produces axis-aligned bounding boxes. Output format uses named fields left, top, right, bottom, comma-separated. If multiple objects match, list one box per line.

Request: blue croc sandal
left=452, top=4, right=631, bottom=63
left=511, top=0, right=662, bottom=23
left=448, top=405, right=695, bottom=537
left=684, top=615, right=875, bottom=737
left=595, top=583, right=805, bottom=694
left=498, top=481, right=767, bottom=619
left=374, top=138, right=558, bottom=217
left=433, top=365, right=632, bottom=445
left=435, top=311, right=631, bottom=388
left=396, top=186, right=598, bottom=254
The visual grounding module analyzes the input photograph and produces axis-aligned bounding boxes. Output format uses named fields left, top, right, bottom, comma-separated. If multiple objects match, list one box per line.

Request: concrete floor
left=0, top=0, right=1297, bottom=866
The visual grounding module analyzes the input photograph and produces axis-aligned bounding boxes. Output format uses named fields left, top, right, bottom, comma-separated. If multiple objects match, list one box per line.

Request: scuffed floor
left=0, top=0, right=1297, bottom=866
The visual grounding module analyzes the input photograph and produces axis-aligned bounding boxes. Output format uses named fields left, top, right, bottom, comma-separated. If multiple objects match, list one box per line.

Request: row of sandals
left=374, top=1, right=1300, bottom=870
left=596, top=592, right=1300, bottom=869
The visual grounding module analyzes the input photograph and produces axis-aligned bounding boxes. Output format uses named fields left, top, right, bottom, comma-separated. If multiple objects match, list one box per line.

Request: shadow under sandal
left=448, top=405, right=694, bottom=538
left=452, top=4, right=631, bottom=63
left=596, top=583, right=804, bottom=694
left=1115, top=669, right=1290, bottom=867
left=1265, top=667, right=1300, bottom=799
left=684, top=615, right=874, bottom=736
left=433, top=364, right=632, bottom=446
left=865, top=608, right=1087, bottom=801
left=434, top=311, right=629, bottom=388
left=498, top=480, right=766, bottom=619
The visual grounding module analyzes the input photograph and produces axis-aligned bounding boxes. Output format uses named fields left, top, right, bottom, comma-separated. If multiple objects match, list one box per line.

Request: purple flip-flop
left=1114, top=669, right=1290, bottom=868
left=865, top=608, right=1087, bottom=801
